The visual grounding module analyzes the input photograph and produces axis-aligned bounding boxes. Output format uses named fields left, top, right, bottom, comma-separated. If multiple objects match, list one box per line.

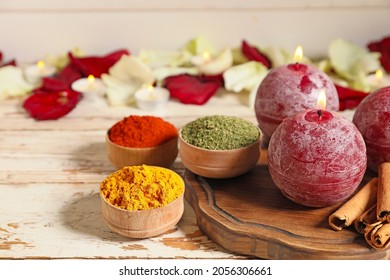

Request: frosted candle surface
left=268, top=109, right=366, bottom=207
left=353, top=86, right=390, bottom=172
left=255, top=63, right=339, bottom=140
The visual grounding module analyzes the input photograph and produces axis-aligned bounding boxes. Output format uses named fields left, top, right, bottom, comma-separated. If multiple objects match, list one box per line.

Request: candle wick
left=317, top=110, right=323, bottom=120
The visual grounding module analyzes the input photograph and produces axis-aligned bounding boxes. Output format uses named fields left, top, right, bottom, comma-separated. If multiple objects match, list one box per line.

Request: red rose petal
left=0, top=51, right=16, bottom=67
left=69, top=49, right=130, bottom=77
left=40, top=77, right=68, bottom=92
left=56, top=63, right=83, bottom=85
left=200, top=73, right=224, bottom=87
left=335, top=84, right=368, bottom=111
left=241, top=40, right=272, bottom=68
left=164, top=74, right=220, bottom=105
left=23, top=90, right=82, bottom=120
left=368, top=36, right=390, bottom=72
left=41, top=64, right=83, bottom=92
left=0, top=59, right=16, bottom=67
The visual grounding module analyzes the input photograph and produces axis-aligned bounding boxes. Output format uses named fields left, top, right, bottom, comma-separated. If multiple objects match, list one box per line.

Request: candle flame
left=317, top=89, right=327, bottom=110
left=87, top=74, right=95, bottom=82
left=37, top=60, right=45, bottom=69
left=147, top=84, right=154, bottom=93
left=375, top=69, right=383, bottom=81
left=202, top=51, right=211, bottom=62
left=294, top=45, right=303, bottom=63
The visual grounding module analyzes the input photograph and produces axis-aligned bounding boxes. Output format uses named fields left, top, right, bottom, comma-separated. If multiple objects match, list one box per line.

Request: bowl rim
left=100, top=165, right=185, bottom=213
left=106, top=130, right=178, bottom=151
left=178, top=127, right=261, bottom=153
left=100, top=192, right=185, bottom=214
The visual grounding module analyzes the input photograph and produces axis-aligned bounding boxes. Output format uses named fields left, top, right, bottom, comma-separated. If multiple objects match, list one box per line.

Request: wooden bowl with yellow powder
left=179, top=115, right=261, bottom=179
left=105, top=115, right=179, bottom=169
left=100, top=165, right=185, bottom=238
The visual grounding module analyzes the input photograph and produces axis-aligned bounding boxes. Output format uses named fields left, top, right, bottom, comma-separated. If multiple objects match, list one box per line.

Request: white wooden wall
left=1, top=0, right=390, bottom=62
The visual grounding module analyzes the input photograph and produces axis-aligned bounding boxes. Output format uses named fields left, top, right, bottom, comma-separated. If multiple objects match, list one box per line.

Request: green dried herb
left=181, top=115, right=259, bottom=150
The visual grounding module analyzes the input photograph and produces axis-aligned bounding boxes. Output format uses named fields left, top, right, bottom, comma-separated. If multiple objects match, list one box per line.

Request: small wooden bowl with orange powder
left=106, top=115, right=178, bottom=169
left=100, top=165, right=185, bottom=238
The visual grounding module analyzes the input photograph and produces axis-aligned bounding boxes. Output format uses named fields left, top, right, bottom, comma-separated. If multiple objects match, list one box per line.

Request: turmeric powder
left=100, top=165, right=184, bottom=211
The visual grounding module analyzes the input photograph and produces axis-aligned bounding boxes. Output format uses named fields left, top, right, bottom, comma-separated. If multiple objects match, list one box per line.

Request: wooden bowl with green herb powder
left=179, top=115, right=261, bottom=179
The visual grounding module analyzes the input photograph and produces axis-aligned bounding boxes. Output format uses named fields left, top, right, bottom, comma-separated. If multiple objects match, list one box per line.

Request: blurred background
left=1, top=0, right=390, bottom=62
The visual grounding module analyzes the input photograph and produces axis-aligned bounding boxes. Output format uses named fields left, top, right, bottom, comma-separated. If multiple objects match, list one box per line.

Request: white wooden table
left=0, top=90, right=261, bottom=259
left=0, top=90, right=355, bottom=259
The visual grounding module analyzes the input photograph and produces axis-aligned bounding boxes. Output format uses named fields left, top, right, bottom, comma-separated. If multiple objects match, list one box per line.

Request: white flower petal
left=101, top=74, right=140, bottom=106
left=183, top=35, right=217, bottom=56
left=223, top=61, right=268, bottom=93
left=108, top=55, right=154, bottom=85
left=153, top=66, right=199, bottom=82
left=198, top=48, right=233, bottom=75
left=0, top=66, right=33, bottom=99
left=138, top=50, right=192, bottom=68
left=329, top=38, right=380, bottom=81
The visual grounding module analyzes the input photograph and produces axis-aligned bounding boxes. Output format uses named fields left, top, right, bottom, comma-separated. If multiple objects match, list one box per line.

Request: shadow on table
left=59, top=190, right=228, bottom=254
left=69, top=141, right=115, bottom=175
left=60, top=192, right=130, bottom=242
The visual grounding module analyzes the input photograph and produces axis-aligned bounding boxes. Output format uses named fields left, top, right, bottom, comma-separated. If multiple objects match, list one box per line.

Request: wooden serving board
left=184, top=150, right=390, bottom=259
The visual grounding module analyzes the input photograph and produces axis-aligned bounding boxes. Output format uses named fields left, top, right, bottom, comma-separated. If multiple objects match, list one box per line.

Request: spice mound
left=100, top=165, right=184, bottom=211
left=181, top=115, right=260, bottom=150
left=108, top=115, right=178, bottom=148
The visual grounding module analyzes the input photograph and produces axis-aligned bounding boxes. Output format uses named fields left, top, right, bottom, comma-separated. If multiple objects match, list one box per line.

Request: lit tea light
left=71, top=74, right=105, bottom=95
left=376, top=69, right=383, bottom=81
left=190, top=49, right=233, bottom=75
left=24, top=60, right=56, bottom=85
left=135, top=84, right=170, bottom=111
left=366, top=69, right=390, bottom=91
left=87, top=74, right=95, bottom=83
left=190, top=51, right=211, bottom=66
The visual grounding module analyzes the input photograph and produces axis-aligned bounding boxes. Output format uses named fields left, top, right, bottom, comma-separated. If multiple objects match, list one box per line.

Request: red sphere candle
left=352, top=86, right=390, bottom=172
left=268, top=91, right=366, bottom=207
left=254, top=47, right=339, bottom=143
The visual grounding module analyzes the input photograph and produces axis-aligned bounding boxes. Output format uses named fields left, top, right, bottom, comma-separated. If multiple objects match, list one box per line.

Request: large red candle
left=254, top=52, right=339, bottom=143
left=268, top=94, right=366, bottom=207
left=352, top=86, right=390, bottom=172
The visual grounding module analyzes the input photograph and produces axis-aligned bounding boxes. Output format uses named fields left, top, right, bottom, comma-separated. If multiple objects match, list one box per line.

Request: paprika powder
left=108, top=115, right=178, bottom=148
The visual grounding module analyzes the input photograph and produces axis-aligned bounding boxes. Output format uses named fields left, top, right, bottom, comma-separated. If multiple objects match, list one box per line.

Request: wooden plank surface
left=0, top=91, right=357, bottom=259
left=0, top=93, right=255, bottom=259
left=184, top=151, right=389, bottom=260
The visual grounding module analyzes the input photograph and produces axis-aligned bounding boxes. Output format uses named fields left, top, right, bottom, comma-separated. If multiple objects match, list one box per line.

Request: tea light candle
left=366, top=69, right=390, bottom=91
left=24, top=60, right=56, bottom=85
left=135, top=84, right=170, bottom=110
left=353, top=86, right=390, bottom=172
left=191, top=51, right=211, bottom=66
left=254, top=46, right=339, bottom=143
left=71, top=75, right=105, bottom=95
left=190, top=49, right=233, bottom=75
left=268, top=90, right=367, bottom=207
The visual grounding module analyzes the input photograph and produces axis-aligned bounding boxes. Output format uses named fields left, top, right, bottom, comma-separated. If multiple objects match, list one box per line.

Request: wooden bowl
left=178, top=131, right=261, bottom=179
left=105, top=132, right=178, bottom=169
left=100, top=168, right=185, bottom=239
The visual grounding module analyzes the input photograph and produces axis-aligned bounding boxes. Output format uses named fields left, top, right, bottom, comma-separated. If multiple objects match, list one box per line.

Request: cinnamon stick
left=377, top=162, right=390, bottom=221
left=354, top=204, right=381, bottom=234
left=329, top=178, right=378, bottom=231
left=364, top=222, right=390, bottom=250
